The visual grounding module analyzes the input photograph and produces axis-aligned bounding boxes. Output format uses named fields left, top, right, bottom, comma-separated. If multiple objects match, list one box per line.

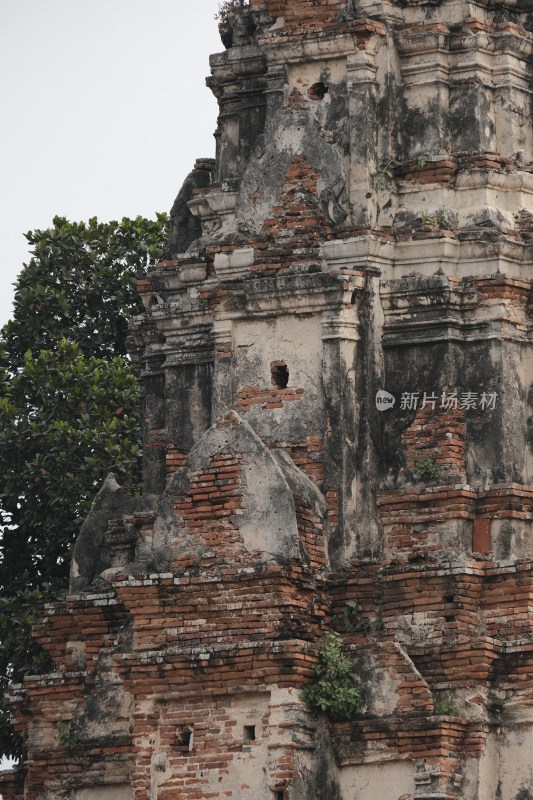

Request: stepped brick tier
left=5, top=0, right=533, bottom=798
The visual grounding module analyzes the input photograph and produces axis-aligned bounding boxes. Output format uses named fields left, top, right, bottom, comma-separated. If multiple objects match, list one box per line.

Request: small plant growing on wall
left=376, top=156, right=404, bottom=187
left=413, top=456, right=439, bottom=483
left=216, top=0, right=249, bottom=23
left=434, top=698, right=457, bottom=716
left=57, top=719, right=77, bottom=747
left=336, top=598, right=383, bottom=636
left=376, top=153, right=431, bottom=187
left=303, top=631, right=363, bottom=721
left=419, top=208, right=451, bottom=230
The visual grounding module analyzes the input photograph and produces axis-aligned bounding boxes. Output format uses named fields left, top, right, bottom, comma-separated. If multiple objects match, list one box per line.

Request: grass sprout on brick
left=434, top=698, right=457, bottom=716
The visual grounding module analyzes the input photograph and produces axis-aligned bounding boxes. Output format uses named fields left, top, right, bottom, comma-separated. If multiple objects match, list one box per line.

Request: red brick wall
left=236, top=384, right=304, bottom=411
left=268, top=437, right=324, bottom=486
left=402, top=400, right=466, bottom=486
left=172, top=452, right=246, bottom=557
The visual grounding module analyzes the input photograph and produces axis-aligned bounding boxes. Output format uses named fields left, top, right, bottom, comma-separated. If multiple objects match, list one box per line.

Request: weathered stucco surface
left=5, top=0, right=533, bottom=798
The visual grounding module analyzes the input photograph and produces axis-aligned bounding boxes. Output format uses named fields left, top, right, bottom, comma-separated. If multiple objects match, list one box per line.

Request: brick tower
left=4, top=0, right=533, bottom=798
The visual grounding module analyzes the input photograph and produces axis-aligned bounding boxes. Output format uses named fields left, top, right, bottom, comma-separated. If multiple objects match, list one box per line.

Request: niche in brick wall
left=271, top=361, right=289, bottom=388
left=243, top=724, right=256, bottom=742
left=308, top=81, right=328, bottom=100
left=176, top=726, right=193, bottom=751
left=472, top=518, right=491, bottom=554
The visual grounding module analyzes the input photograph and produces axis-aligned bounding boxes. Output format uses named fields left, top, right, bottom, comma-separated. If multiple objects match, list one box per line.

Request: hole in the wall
left=308, top=81, right=328, bottom=100
left=444, top=594, right=454, bottom=604
left=350, top=290, right=358, bottom=306
left=444, top=614, right=455, bottom=622
left=221, top=29, right=234, bottom=48
left=243, top=724, right=256, bottom=742
left=273, top=792, right=285, bottom=800
left=176, top=727, right=193, bottom=750
left=246, top=16, right=257, bottom=36
left=149, top=294, right=160, bottom=308
left=271, top=362, right=289, bottom=389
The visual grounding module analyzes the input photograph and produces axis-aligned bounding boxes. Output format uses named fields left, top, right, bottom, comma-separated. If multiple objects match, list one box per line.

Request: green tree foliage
left=1, top=214, right=168, bottom=364
left=0, top=342, right=143, bottom=590
left=302, top=631, right=363, bottom=721
left=0, top=587, right=52, bottom=760
left=0, top=214, right=168, bottom=759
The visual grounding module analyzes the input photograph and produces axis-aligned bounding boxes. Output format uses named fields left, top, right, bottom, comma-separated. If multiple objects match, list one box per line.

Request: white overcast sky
left=0, top=0, right=222, bottom=328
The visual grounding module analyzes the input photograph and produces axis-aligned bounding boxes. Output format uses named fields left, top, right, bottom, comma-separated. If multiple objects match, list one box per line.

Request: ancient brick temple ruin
left=5, top=0, right=533, bottom=797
